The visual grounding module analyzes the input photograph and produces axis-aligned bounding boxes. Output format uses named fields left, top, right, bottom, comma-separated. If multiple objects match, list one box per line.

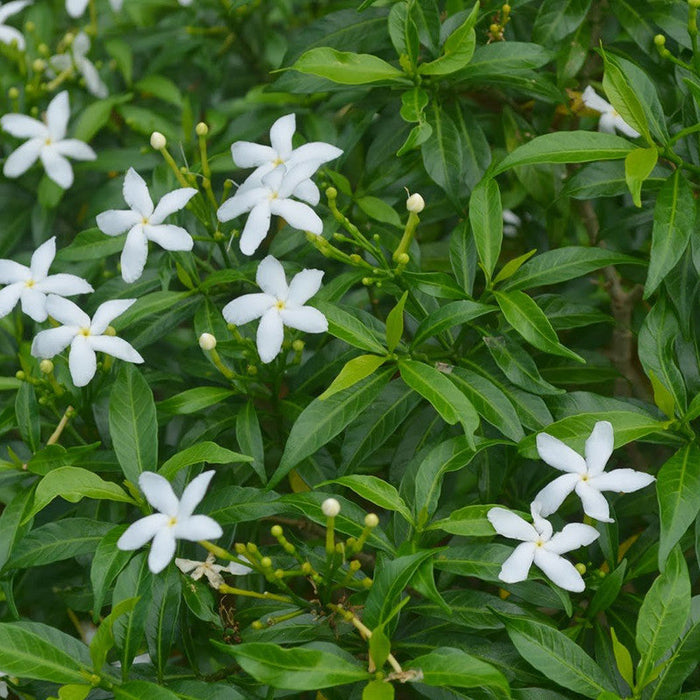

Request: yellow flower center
left=141, top=216, right=149, bottom=224
left=168, top=516, right=177, bottom=527
left=24, top=279, right=35, bottom=288
left=535, top=538, right=544, bottom=547
left=272, top=157, right=284, bottom=166
left=269, top=191, right=279, bottom=200
left=275, top=300, right=285, bottom=310
left=79, top=327, right=91, bottom=337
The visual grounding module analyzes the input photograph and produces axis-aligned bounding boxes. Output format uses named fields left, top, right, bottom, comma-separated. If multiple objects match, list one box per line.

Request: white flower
left=222, top=255, right=327, bottom=363
left=0, top=671, right=7, bottom=700
left=117, top=470, right=223, bottom=574
left=321, top=498, right=341, bottom=517
left=1, top=90, right=96, bottom=189
left=96, top=168, right=197, bottom=283
left=487, top=503, right=599, bottom=592
left=582, top=86, right=641, bottom=139
left=502, top=209, right=521, bottom=238
left=176, top=552, right=252, bottom=589
left=217, top=163, right=324, bottom=256
left=66, top=0, right=121, bottom=17
left=30, top=295, right=143, bottom=387
left=231, top=113, right=342, bottom=186
left=49, top=32, right=107, bottom=99
left=0, top=1, right=31, bottom=50
left=0, top=237, right=93, bottom=322
left=534, top=421, right=655, bottom=523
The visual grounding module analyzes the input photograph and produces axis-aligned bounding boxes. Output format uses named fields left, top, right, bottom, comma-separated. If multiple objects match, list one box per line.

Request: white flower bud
left=199, top=332, right=217, bottom=350
left=406, top=192, right=425, bottom=213
left=364, top=513, right=379, bottom=528
left=321, top=498, right=341, bottom=517
left=150, top=131, right=167, bottom=150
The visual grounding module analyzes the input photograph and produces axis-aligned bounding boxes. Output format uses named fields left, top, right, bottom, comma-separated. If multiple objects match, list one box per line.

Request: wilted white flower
left=534, top=421, right=655, bottom=523
left=1, top=90, right=96, bottom=189
left=49, top=32, right=107, bottom=98
left=487, top=502, right=599, bottom=592
left=222, top=255, right=327, bottom=363
left=217, top=163, right=324, bottom=256
left=582, top=86, right=641, bottom=139
left=96, top=168, right=197, bottom=283
left=31, top=295, right=143, bottom=386
left=0, top=1, right=31, bottom=49
left=66, top=0, right=121, bottom=17
left=117, top=471, right=223, bottom=574
left=0, top=237, right=93, bottom=321
left=176, top=552, right=252, bottom=589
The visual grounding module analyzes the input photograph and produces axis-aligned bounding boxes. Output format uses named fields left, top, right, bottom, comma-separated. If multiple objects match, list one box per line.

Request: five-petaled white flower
left=222, top=255, right=327, bottom=363
left=534, top=421, right=655, bottom=523
left=96, top=168, right=198, bottom=283
left=582, top=86, right=641, bottom=139
left=66, top=0, right=121, bottom=17
left=0, top=1, right=31, bottom=49
left=1, top=90, right=96, bottom=189
left=488, top=502, right=599, bottom=592
left=31, top=295, right=143, bottom=386
left=176, top=552, right=252, bottom=589
left=0, top=237, right=93, bottom=321
left=217, top=163, right=324, bottom=256
left=117, top=470, right=223, bottom=574
left=49, top=32, right=107, bottom=98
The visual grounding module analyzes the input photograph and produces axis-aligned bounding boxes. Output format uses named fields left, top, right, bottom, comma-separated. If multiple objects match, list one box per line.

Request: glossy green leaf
left=532, top=0, right=591, bottom=45
left=385, top=291, right=408, bottom=352
left=624, top=147, right=657, bottom=207
left=114, top=682, right=181, bottom=700
left=412, top=300, right=495, bottom=348
left=323, top=475, right=413, bottom=523
left=419, top=1, right=478, bottom=75
left=158, top=442, right=252, bottom=480
left=317, top=302, right=387, bottom=355
left=319, top=354, right=388, bottom=402
left=15, top=381, right=40, bottom=453
left=469, top=178, right=503, bottom=281
left=157, top=387, right=235, bottom=414
left=235, top=402, right=266, bottom=484
left=290, top=48, right=405, bottom=84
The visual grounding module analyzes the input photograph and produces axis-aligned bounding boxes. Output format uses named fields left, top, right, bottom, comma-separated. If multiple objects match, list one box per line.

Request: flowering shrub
left=1, top=1, right=700, bottom=699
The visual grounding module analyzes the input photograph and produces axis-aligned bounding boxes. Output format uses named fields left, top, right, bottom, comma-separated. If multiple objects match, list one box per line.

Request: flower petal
left=227, top=558, right=253, bottom=575
left=256, top=308, right=284, bottom=363
left=139, top=472, right=179, bottom=516
left=52, top=138, right=97, bottom=161
left=174, top=514, right=223, bottom=542
left=38, top=273, right=93, bottom=296
left=0, top=22, right=25, bottom=48
left=530, top=503, right=553, bottom=541
left=29, top=237, right=56, bottom=281
left=40, top=146, right=74, bottom=189
left=47, top=91, right=70, bottom=142
left=269, top=114, right=295, bottom=159
left=174, top=558, right=200, bottom=574
left=148, top=527, right=177, bottom=573
left=581, top=86, right=612, bottom=114
left=89, top=335, right=143, bottom=364
left=287, top=268, right=323, bottom=306
left=575, top=481, right=613, bottom=522
left=598, top=112, right=617, bottom=134
left=46, top=294, right=90, bottom=326
left=585, top=421, right=614, bottom=476
left=96, top=209, right=142, bottom=236
left=143, top=224, right=193, bottom=252
left=0, top=0, right=31, bottom=24
left=68, top=335, right=97, bottom=386
left=589, top=468, right=655, bottom=493
left=3, top=138, right=43, bottom=178
left=613, top=116, right=641, bottom=139
left=487, top=507, right=537, bottom=541
left=275, top=161, right=320, bottom=199
left=536, top=432, right=587, bottom=474
left=217, top=186, right=267, bottom=222
left=65, top=0, right=89, bottom=17
left=533, top=549, right=585, bottom=592
left=280, top=306, right=327, bottom=333
left=288, top=142, right=343, bottom=168
left=256, top=255, right=288, bottom=298
left=222, top=293, right=275, bottom=326
left=77, top=58, right=108, bottom=98
left=292, top=178, right=320, bottom=205
left=117, top=513, right=169, bottom=550
left=270, top=198, right=323, bottom=235
left=231, top=142, right=276, bottom=168
left=239, top=203, right=272, bottom=256
left=0, top=283, right=22, bottom=319
left=91, top=298, right=136, bottom=334
left=533, top=473, right=579, bottom=517
left=177, top=470, right=216, bottom=519
left=0, top=114, right=46, bottom=139
left=498, top=542, right=535, bottom=583
left=546, top=523, right=599, bottom=555
left=20, top=288, right=48, bottom=322
left=0, top=260, right=29, bottom=284
left=123, top=168, right=154, bottom=218
left=31, top=326, right=78, bottom=358
left=121, top=225, right=148, bottom=283
left=150, top=187, right=198, bottom=224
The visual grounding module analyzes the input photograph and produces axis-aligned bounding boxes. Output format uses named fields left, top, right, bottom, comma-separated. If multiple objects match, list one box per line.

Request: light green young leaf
left=290, top=48, right=405, bottom=84
left=322, top=474, right=413, bottom=523
left=419, top=1, right=478, bottom=75
left=320, top=355, right=387, bottom=402
left=610, top=627, right=634, bottom=689
left=624, top=147, right=657, bottom=207
left=90, top=596, right=139, bottom=672
left=385, top=291, right=408, bottom=352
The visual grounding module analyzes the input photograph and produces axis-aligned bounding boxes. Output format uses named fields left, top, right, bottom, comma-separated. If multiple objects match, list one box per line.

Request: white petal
left=275, top=161, right=320, bottom=199
left=498, top=542, right=535, bottom=583
left=589, top=468, right=655, bottom=493
left=1, top=23, right=26, bottom=47
left=536, top=433, right=587, bottom=474
left=530, top=503, right=553, bottom=541
left=40, top=147, right=74, bottom=189
left=177, top=470, right=215, bottom=519
left=37, top=273, right=93, bottom=296
left=3, top=138, right=43, bottom=178
left=0, top=1, right=32, bottom=24
left=0, top=283, right=22, bottom=319
left=0, top=260, right=29, bottom=284
left=256, top=255, right=288, bottom=298
left=533, top=473, right=579, bottom=517
left=89, top=335, right=143, bottom=364
left=20, top=288, right=48, bottom=322
left=270, top=198, right=323, bottom=235
left=280, top=306, right=327, bottom=333
left=598, top=112, right=617, bottom=134
left=575, top=481, right=613, bottom=522
left=139, top=472, right=179, bottom=516
left=148, top=528, right=176, bottom=573
left=31, top=326, right=78, bottom=358
left=123, top=168, right=154, bottom=218
left=546, top=523, right=599, bottom=555
left=71, top=32, right=91, bottom=57
left=150, top=187, right=198, bottom=224
left=613, top=116, right=641, bottom=139
left=121, top=225, right=149, bottom=283
left=533, top=549, right=585, bottom=592
left=269, top=114, right=296, bottom=159
left=216, top=186, right=267, bottom=223
left=46, top=91, right=70, bottom=142
left=78, top=58, right=108, bottom=98
left=227, top=558, right=253, bottom=575
left=90, top=298, right=136, bottom=334
left=0, top=114, right=47, bottom=139
left=256, top=308, right=284, bottom=363
left=29, top=237, right=56, bottom=281
left=117, top=513, right=169, bottom=550
left=288, top=142, right=343, bottom=168
left=585, top=421, right=614, bottom=476
left=487, top=507, right=537, bottom=541
left=239, top=203, right=272, bottom=256
left=143, top=224, right=193, bottom=251
left=53, top=138, right=97, bottom=161
left=96, top=209, right=141, bottom=236
left=287, top=268, right=323, bottom=306
left=46, top=294, right=90, bottom=326
left=65, top=0, right=89, bottom=17
left=222, top=293, right=275, bottom=326
left=174, top=514, right=223, bottom=542
left=174, top=558, right=200, bottom=574
left=231, top=142, right=276, bottom=168
left=582, top=86, right=612, bottom=114
left=68, top=335, right=97, bottom=386
left=293, top=178, right=320, bottom=205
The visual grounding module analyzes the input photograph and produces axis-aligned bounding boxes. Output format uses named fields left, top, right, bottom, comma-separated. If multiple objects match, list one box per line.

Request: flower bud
left=32, top=59, right=46, bottom=72
left=25, top=20, right=35, bottom=32
left=301, top=562, right=312, bottom=574
left=104, top=325, right=117, bottom=337
left=15, top=370, right=25, bottom=381
left=260, top=557, right=272, bottom=569
left=406, top=192, right=425, bottom=213
left=39, top=359, right=54, bottom=374
left=364, top=513, right=379, bottom=528
left=199, top=332, right=217, bottom=350
left=396, top=253, right=410, bottom=265
left=271, top=525, right=283, bottom=537
left=321, top=497, right=341, bottom=517
left=350, top=559, right=362, bottom=571
left=150, top=131, right=167, bottom=149
left=251, top=620, right=264, bottom=630
left=575, top=563, right=587, bottom=575
left=37, top=43, right=49, bottom=56
left=64, top=32, right=75, bottom=45
left=234, top=542, right=246, bottom=554
left=292, top=339, right=304, bottom=352
left=654, top=34, right=666, bottom=47
left=8, top=87, right=19, bottom=99
left=325, top=186, right=338, bottom=199
left=195, top=122, right=209, bottom=136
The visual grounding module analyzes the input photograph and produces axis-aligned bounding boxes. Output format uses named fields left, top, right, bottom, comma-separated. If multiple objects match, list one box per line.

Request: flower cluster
left=488, top=421, right=655, bottom=592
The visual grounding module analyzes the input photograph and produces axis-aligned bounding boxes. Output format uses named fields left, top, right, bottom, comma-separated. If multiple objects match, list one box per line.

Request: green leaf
left=500, top=613, right=616, bottom=698
left=645, top=170, right=694, bottom=298
left=588, top=560, right=627, bottom=617
left=316, top=302, right=387, bottom=355
left=356, top=196, right=402, bottom=228
left=419, top=1, right=478, bottom=75
left=610, top=627, right=634, bottom=689
left=427, top=504, right=505, bottom=537
left=56, top=227, right=127, bottom=262
left=0, top=487, right=34, bottom=571
left=657, top=444, right=700, bottom=569
left=385, top=291, right=408, bottom=352
left=469, top=178, right=503, bottom=281
left=135, top=74, right=183, bottom=107
left=91, top=525, right=132, bottom=617
left=363, top=679, right=394, bottom=700
left=494, top=290, right=584, bottom=362
left=320, top=354, right=387, bottom=401
left=235, top=402, right=266, bottom=484
left=649, top=369, right=676, bottom=419
left=290, top=47, right=405, bottom=84
left=368, top=628, right=391, bottom=671
left=322, top=475, right=413, bottom=523
left=493, top=131, right=636, bottom=175
left=214, top=642, right=370, bottom=689
left=72, top=95, right=131, bottom=142
left=422, top=103, right=464, bottom=204
left=158, top=442, right=252, bottom=480
left=113, top=682, right=181, bottom=700
left=624, top=147, right=658, bottom=207
left=493, top=249, right=537, bottom=285
left=90, top=597, right=139, bottom=672
left=412, top=300, right=495, bottom=348
left=109, top=364, right=158, bottom=485
left=158, top=387, right=235, bottom=415
left=15, top=381, right=40, bottom=452
left=146, top=566, right=181, bottom=681
left=400, top=87, right=429, bottom=123
left=532, top=0, right=592, bottom=44
left=105, top=38, right=132, bottom=83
